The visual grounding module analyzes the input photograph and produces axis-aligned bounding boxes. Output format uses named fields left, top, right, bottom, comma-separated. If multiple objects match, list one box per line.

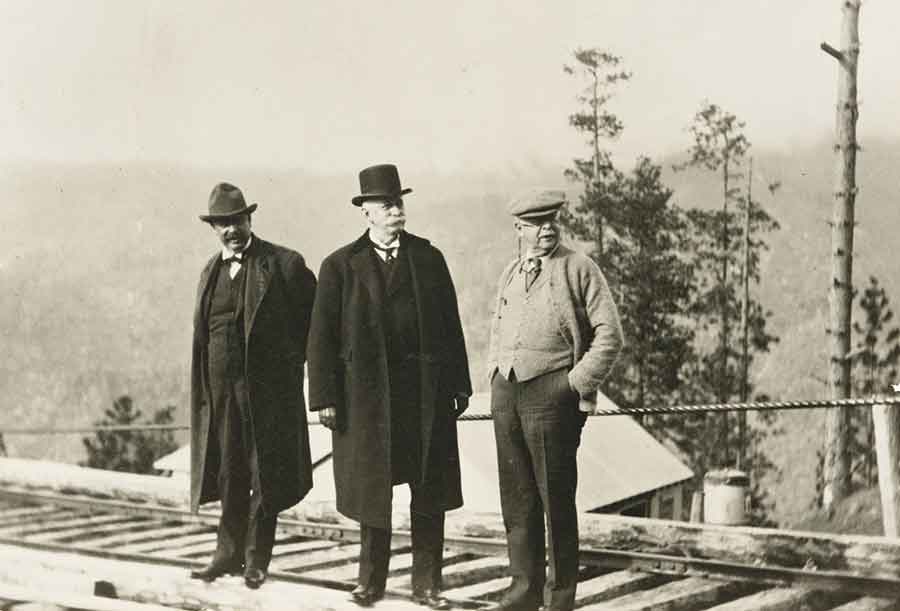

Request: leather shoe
left=350, top=584, right=385, bottom=607
left=244, top=567, right=267, bottom=589
left=189, top=560, right=242, bottom=582
left=412, top=589, right=452, bottom=610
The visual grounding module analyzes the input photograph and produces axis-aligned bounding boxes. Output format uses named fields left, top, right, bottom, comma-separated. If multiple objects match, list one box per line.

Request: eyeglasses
left=518, top=215, right=559, bottom=230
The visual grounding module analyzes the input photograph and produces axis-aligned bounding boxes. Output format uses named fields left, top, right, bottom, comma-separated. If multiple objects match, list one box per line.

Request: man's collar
left=369, top=231, right=401, bottom=250
left=222, top=234, right=253, bottom=260
left=523, top=242, right=560, bottom=263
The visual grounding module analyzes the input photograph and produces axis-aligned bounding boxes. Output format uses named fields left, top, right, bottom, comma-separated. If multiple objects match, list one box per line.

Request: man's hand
left=318, top=406, right=338, bottom=430
left=453, top=394, right=469, bottom=419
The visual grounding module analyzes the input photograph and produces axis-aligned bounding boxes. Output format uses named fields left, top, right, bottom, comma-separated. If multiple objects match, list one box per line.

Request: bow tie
left=223, top=255, right=244, bottom=265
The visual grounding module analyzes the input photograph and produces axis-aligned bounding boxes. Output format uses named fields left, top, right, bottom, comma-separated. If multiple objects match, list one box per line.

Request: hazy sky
left=1, top=1, right=897, bottom=173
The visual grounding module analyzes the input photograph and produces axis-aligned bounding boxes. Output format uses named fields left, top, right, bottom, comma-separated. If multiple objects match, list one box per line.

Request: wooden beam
left=0, top=458, right=187, bottom=507
left=7, top=457, right=900, bottom=585
left=829, top=596, right=900, bottom=611
left=873, top=402, right=900, bottom=537
left=579, top=576, right=751, bottom=610
left=703, top=586, right=834, bottom=611
left=0, top=543, right=427, bottom=611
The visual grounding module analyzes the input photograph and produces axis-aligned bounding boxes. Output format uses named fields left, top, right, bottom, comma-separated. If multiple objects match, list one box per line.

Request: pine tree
left=81, top=395, right=178, bottom=474
left=564, top=158, right=696, bottom=419
left=675, top=104, right=779, bottom=470
left=562, top=48, right=631, bottom=258
left=849, top=276, right=900, bottom=488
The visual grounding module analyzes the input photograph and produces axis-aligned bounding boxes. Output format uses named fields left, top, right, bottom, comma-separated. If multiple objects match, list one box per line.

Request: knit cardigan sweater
left=487, top=244, right=624, bottom=402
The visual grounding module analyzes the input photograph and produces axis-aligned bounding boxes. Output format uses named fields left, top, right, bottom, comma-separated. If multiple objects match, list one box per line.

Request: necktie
left=372, top=244, right=398, bottom=264
left=523, top=257, right=542, bottom=290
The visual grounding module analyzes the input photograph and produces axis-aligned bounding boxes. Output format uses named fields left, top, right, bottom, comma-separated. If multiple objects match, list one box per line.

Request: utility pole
left=820, top=0, right=861, bottom=512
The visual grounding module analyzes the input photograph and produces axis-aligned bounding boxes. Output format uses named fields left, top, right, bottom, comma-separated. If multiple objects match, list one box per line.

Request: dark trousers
left=357, top=485, right=446, bottom=595
left=209, top=360, right=277, bottom=572
left=491, top=368, right=585, bottom=611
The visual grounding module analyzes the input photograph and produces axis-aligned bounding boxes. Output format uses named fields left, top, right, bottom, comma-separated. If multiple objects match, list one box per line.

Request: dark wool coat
left=190, top=236, right=317, bottom=515
left=307, top=231, right=472, bottom=528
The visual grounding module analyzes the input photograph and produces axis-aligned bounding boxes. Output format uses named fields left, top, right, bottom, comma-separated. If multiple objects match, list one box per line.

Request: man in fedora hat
left=189, top=182, right=316, bottom=589
left=307, top=164, right=471, bottom=609
left=487, top=190, right=623, bottom=611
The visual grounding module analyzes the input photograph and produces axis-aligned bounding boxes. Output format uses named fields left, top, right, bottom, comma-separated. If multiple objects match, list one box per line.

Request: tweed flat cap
left=507, top=188, right=567, bottom=219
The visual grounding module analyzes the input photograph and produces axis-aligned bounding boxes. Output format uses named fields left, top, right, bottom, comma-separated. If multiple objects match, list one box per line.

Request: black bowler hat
left=199, top=182, right=258, bottom=222
left=351, top=164, right=413, bottom=207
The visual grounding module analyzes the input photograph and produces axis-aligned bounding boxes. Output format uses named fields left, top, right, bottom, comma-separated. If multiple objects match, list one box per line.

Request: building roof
left=155, top=392, right=693, bottom=513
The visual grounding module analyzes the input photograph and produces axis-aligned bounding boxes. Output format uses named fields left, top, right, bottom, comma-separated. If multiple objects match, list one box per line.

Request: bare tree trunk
left=821, top=0, right=861, bottom=512
left=738, top=159, right=753, bottom=470
left=591, top=70, right=604, bottom=258
left=720, top=161, right=731, bottom=463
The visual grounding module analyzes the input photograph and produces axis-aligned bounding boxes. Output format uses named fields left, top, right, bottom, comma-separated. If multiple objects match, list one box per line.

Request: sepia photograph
left=1, top=1, right=899, bottom=609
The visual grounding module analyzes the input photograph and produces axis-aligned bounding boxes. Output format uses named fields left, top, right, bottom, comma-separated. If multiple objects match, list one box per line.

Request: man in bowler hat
left=487, top=190, right=623, bottom=611
left=189, top=182, right=316, bottom=589
left=307, top=164, right=472, bottom=609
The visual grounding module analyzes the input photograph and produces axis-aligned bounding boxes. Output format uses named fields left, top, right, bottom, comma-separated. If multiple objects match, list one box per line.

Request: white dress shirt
left=221, top=236, right=252, bottom=279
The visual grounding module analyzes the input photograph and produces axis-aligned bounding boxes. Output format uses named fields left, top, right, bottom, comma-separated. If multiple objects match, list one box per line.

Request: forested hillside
left=2, top=140, right=897, bottom=524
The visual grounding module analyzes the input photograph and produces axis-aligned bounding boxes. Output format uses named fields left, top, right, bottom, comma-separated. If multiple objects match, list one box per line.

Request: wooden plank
left=50, top=518, right=153, bottom=544
left=830, top=597, right=900, bottom=611
left=272, top=539, right=342, bottom=557
left=75, top=522, right=200, bottom=549
left=704, top=586, right=827, bottom=611
left=874, top=403, right=900, bottom=537
left=0, top=543, right=428, bottom=611
left=0, top=458, right=187, bottom=507
left=441, top=575, right=509, bottom=601
left=269, top=543, right=364, bottom=572
left=383, top=553, right=500, bottom=592
left=575, top=570, right=670, bottom=607
left=278, top=543, right=408, bottom=581
left=0, top=510, right=83, bottom=535
left=138, top=530, right=219, bottom=552
left=440, top=556, right=509, bottom=590
left=23, top=515, right=138, bottom=543
left=148, top=536, right=219, bottom=559
left=304, top=550, right=414, bottom=584
left=439, top=509, right=900, bottom=582
left=579, top=577, right=751, bottom=611
left=114, top=524, right=214, bottom=554
left=0, top=505, right=61, bottom=522
left=0, top=583, right=176, bottom=611
left=9, top=457, right=900, bottom=585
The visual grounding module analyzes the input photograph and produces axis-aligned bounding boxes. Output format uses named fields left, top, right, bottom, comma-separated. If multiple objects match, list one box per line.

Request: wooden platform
left=2, top=458, right=900, bottom=609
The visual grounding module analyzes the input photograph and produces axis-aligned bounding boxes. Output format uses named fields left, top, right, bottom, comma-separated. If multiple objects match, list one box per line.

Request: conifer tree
left=81, top=395, right=178, bottom=474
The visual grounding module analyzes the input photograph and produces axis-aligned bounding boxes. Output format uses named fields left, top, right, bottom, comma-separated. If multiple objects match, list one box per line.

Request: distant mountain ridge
left=2, top=140, right=898, bottom=525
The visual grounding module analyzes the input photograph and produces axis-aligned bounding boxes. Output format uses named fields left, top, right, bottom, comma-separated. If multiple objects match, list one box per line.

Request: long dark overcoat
left=190, top=235, right=317, bottom=515
left=307, top=231, right=472, bottom=529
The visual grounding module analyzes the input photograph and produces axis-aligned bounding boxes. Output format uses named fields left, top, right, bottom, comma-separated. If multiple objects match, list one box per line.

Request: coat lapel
left=405, top=235, right=437, bottom=480
left=349, top=232, right=385, bottom=314
left=243, top=236, right=272, bottom=341
left=194, top=253, right=221, bottom=334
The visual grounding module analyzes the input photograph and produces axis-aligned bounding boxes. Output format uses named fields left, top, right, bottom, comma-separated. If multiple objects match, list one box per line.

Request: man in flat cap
left=487, top=189, right=623, bottom=611
left=189, top=183, right=316, bottom=589
left=307, top=164, right=471, bottom=609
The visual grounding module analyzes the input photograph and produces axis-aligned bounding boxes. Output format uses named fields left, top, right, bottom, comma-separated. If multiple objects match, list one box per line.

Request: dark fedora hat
left=351, top=164, right=412, bottom=207
left=199, top=182, right=258, bottom=222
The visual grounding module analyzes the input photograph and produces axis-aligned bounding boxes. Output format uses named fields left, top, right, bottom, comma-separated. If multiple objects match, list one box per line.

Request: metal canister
left=703, top=469, right=749, bottom=525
